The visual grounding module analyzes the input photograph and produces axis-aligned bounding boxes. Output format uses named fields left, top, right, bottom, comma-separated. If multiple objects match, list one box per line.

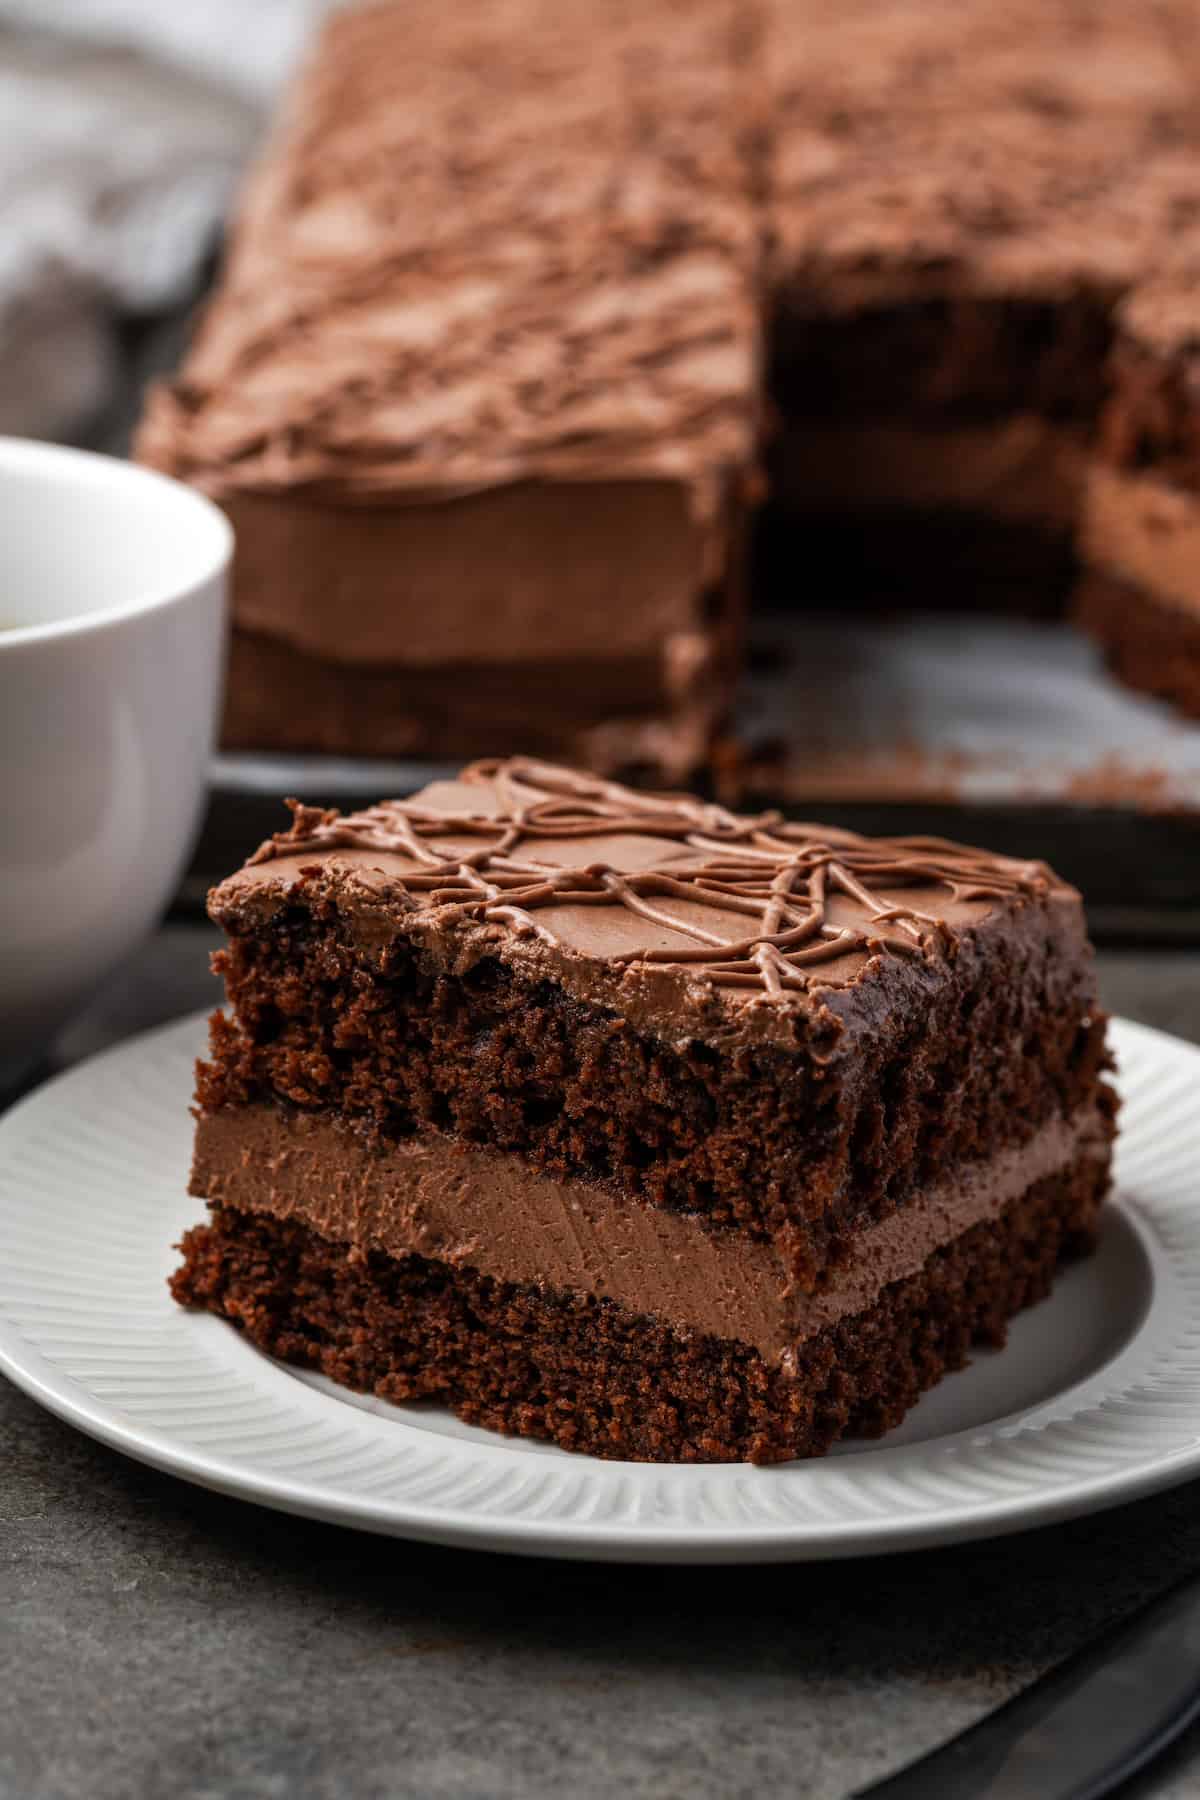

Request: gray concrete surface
left=2, top=937, right=1199, bottom=1800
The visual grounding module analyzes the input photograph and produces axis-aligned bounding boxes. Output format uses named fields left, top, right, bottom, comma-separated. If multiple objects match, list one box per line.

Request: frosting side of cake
left=765, top=0, right=1200, bottom=138
left=221, top=482, right=722, bottom=668
left=137, top=0, right=761, bottom=509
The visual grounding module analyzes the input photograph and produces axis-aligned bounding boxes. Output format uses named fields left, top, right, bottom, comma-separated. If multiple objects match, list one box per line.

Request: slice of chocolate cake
left=1079, top=270, right=1200, bottom=717
left=137, top=0, right=760, bottom=778
left=174, top=758, right=1115, bottom=1464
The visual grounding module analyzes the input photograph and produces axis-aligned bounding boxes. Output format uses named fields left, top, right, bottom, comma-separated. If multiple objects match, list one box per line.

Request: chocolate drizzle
left=248, top=758, right=1054, bottom=1001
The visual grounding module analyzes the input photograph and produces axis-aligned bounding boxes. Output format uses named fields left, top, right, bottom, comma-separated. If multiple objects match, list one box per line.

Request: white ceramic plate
left=1, top=1012, right=1198, bottom=1563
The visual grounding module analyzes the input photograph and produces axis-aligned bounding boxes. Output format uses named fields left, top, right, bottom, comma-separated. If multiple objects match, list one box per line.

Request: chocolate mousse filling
left=190, top=1102, right=1108, bottom=1366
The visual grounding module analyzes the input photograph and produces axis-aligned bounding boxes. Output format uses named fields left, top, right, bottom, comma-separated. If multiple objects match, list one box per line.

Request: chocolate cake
left=137, top=0, right=760, bottom=777
left=174, top=757, right=1115, bottom=1463
left=138, top=0, right=1200, bottom=755
left=1079, top=269, right=1200, bottom=717
left=761, top=0, right=1200, bottom=610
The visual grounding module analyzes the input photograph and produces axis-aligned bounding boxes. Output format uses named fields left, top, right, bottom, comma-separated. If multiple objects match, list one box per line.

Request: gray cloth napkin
left=0, top=0, right=332, bottom=440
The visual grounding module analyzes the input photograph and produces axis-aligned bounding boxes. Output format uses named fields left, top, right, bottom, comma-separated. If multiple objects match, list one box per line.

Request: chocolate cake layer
left=137, top=0, right=759, bottom=773
left=1078, top=273, right=1200, bottom=715
left=769, top=298, right=1113, bottom=429
left=199, top=759, right=1110, bottom=1288
left=1076, top=569, right=1200, bottom=719
left=762, top=34, right=1200, bottom=618
left=222, top=633, right=720, bottom=771
left=190, top=1102, right=1107, bottom=1365
left=218, top=478, right=740, bottom=774
left=1098, top=275, right=1200, bottom=490
left=172, top=1153, right=1108, bottom=1464
left=754, top=512, right=1077, bottom=619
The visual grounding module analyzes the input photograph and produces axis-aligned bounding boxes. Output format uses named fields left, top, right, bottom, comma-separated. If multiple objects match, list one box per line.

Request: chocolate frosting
left=220, top=482, right=718, bottom=670
left=768, top=0, right=1200, bottom=141
left=769, top=113, right=1200, bottom=318
left=136, top=0, right=1200, bottom=529
left=767, top=0, right=1200, bottom=311
left=1084, top=465, right=1200, bottom=617
left=136, top=0, right=759, bottom=515
left=215, top=757, right=1081, bottom=1048
left=1117, top=270, right=1200, bottom=363
left=1087, top=267, right=1200, bottom=603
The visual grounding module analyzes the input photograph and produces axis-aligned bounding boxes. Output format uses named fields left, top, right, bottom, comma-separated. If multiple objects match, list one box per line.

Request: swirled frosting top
left=769, top=113, right=1200, bottom=313
left=137, top=0, right=759, bottom=512
left=137, top=0, right=1200, bottom=508
left=769, top=0, right=1200, bottom=140
left=767, top=0, right=1200, bottom=309
left=216, top=758, right=1082, bottom=1048
left=1116, top=268, right=1200, bottom=361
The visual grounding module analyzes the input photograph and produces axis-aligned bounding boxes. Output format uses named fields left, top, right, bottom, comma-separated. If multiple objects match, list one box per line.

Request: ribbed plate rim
left=0, top=1011, right=1197, bottom=1563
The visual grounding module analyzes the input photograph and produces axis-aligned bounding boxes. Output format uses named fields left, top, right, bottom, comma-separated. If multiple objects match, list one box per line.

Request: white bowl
left=0, top=437, right=231, bottom=1087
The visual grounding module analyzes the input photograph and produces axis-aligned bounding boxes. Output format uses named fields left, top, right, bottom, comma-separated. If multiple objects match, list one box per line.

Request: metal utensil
left=853, top=1568, right=1200, bottom=1799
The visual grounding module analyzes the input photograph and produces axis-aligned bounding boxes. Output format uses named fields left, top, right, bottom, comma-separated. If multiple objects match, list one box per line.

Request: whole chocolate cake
left=174, top=758, right=1116, bottom=1462
left=139, top=0, right=1200, bottom=761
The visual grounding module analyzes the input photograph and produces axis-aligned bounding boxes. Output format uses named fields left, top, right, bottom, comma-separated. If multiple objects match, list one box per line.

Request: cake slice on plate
left=174, top=758, right=1115, bottom=1463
